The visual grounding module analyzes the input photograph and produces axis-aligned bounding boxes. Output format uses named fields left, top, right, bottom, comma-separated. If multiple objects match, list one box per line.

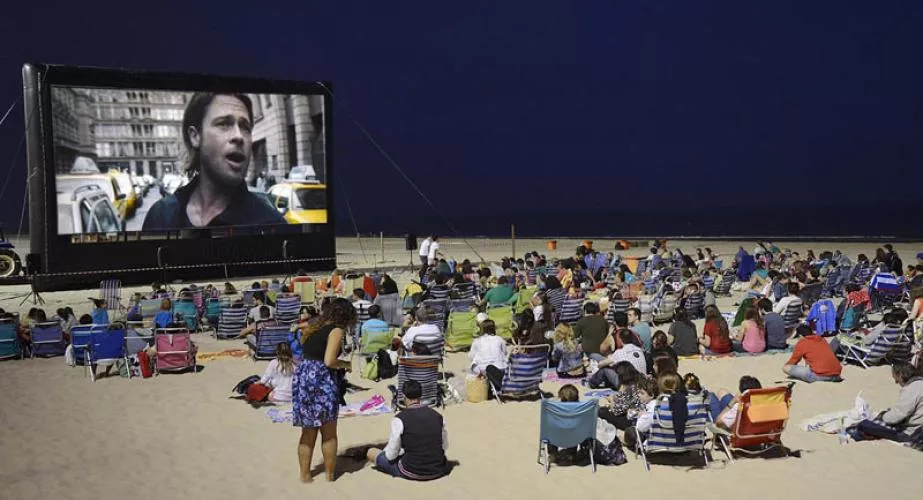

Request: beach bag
left=376, top=349, right=397, bottom=379
left=361, top=357, right=379, bottom=380
left=245, top=383, right=272, bottom=403
left=593, top=436, right=627, bottom=466
left=233, top=375, right=261, bottom=395
left=137, top=351, right=153, bottom=378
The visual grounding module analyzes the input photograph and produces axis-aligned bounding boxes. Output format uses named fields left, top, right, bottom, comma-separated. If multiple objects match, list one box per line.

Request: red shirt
left=787, top=335, right=842, bottom=376
left=704, top=320, right=731, bottom=353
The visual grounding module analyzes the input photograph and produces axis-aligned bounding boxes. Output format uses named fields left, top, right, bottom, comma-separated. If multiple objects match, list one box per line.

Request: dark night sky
left=1, top=1, right=921, bottom=238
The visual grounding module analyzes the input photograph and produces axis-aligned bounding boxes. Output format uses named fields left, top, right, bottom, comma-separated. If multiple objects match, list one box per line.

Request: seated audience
left=550, top=323, right=585, bottom=378
left=782, top=325, right=843, bottom=383
left=667, top=307, right=699, bottom=356
left=260, top=342, right=295, bottom=403
left=699, top=305, right=732, bottom=355
left=848, top=363, right=923, bottom=443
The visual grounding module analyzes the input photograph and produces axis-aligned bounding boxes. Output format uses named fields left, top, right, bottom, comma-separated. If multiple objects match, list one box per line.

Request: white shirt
left=773, top=295, right=800, bottom=315
left=610, top=344, right=647, bottom=375
left=249, top=305, right=275, bottom=323
left=260, top=359, right=293, bottom=402
left=419, top=238, right=432, bottom=258
left=468, top=334, right=508, bottom=374
left=402, top=323, right=442, bottom=351
left=384, top=411, right=449, bottom=461
left=635, top=400, right=658, bottom=433
left=428, top=241, right=440, bottom=263
left=533, top=305, right=545, bottom=322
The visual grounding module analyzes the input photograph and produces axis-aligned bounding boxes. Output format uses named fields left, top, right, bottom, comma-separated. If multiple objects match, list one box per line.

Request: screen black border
left=22, top=63, right=336, bottom=290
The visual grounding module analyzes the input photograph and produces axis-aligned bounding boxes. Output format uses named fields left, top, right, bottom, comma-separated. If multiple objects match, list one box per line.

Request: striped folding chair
left=447, top=298, right=477, bottom=313
left=837, top=323, right=913, bottom=368
left=216, top=307, right=248, bottom=339
left=394, top=355, right=442, bottom=409
left=100, top=279, right=123, bottom=314
left=636, top=394, right=710, bottom=471
left=782, top=299, right=804, bottom=331
left=275, top=294, right=301, bottom=323
left=652, top=292, right=677, bottom=325
left=250, top=324, right=292, bottom=360
left=684, top=292, right=706, bottom=319
left=546, top=288, right=566, bottom=324
left=559, top=295, right=584, bottom=325
left=452, top=282, right=477, bottom=300
left=490, top=345, right=550, bottom=404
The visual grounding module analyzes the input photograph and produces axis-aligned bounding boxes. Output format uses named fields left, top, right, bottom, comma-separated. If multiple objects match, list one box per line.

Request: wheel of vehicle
left=0, top=249, right=22, bottom=277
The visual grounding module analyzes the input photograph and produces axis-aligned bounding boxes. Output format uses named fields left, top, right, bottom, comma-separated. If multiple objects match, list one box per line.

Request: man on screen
left=142, top=93, right=285, bottom=230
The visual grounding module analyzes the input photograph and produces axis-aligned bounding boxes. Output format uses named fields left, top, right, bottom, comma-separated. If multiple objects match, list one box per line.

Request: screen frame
left=22, top=63, right=336, bottom=289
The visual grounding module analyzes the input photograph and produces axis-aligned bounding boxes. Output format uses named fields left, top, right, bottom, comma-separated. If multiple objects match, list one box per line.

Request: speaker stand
left=16, top=276, right=45, bottom=306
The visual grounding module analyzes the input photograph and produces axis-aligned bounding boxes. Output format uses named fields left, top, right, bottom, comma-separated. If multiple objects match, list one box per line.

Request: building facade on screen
left=50, top=88, right=325, bottom=183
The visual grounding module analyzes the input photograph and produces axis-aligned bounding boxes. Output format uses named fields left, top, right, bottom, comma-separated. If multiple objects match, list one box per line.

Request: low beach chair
left=537, top=399, right=599, bottom=474
left=29, top=321, right=67, bottom=358
left=712, top=385, right=792, bottom=462
left=173, top=298, right=199, bottom=331
left=684, top=292, right=706, bottom=319
left=70, top=324, right=107, bottom=366
left=359, top=327, right=397, bottom=358
left=292, top=280, right=317, bottom=307
left=394, top=355, right=442, bottom=409
left=797, top=283, right=823, bottom=309
left=652, top=292, right=677, bottom=325
left=139, top=298, right=164, bottom=324
left=635, top=394, right=710, bottom=471
left=203, top=298, right=223, bottom=330
left=250, top=324, right=291, bottom=360
left=445, top=310, right=478, bottom=351
left=447, top=297, right=477, bottom=313
left=452, top=282, right=477, bottom=300
left=100, top=279, right=123, bottom=314
left=216, top=306, right=247, bottom=339
left=154, top=327, right=197, bottom=374
left=0, top=317, right=22, bottom=360
left=486, top=305, right=515, bottom=340
left=86, top=325, right=126, bottom=382
left=782, top=299, right=804, bottom=331
left=490, top=345, right=550, bottom=404
left=125, top=321, right=154, bottom=355
left=837, top=323, right=912, bottom=368
left=559, top=295, right=584, bottom=325
left=275, top=293, right=301, bottom=323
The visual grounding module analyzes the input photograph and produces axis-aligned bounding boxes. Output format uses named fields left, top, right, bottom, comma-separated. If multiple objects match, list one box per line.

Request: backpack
left=233, top=375, right=261, bottom=395
left=376, top=349, right=397, bottom=380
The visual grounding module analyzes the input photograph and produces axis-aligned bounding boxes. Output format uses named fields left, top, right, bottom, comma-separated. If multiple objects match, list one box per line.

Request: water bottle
left=838, top=428, right=849, bottom=445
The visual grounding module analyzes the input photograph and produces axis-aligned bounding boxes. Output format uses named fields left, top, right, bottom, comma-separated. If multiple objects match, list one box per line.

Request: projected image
left=50, top=87, right=327, bottom=235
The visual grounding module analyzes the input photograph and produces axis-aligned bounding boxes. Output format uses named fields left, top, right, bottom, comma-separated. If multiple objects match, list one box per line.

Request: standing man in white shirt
left=418, top=235, right=432, bottom=269
left=427, top=236, right=441, bottom=266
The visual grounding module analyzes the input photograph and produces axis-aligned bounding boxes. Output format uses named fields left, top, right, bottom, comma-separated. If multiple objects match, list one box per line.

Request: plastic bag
left=596, top=418, right=618, bottom=446
left=65, top=344, right=75, bottom=367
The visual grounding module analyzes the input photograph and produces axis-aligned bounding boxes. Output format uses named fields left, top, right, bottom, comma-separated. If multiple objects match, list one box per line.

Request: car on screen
left=266, top=182, right=328, bottom=224
left=108, top=170, right=139, bottom=218
left=287, top=165, right=318, bottom=183
left=57, top=184, right=122, bottom=234
left=56, top=174, right=126, bottom=220
left=160, top=174, right=187, bottom=197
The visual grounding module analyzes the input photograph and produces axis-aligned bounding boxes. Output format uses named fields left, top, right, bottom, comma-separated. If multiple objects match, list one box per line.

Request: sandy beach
left=0, top=238, right=920, bottom=500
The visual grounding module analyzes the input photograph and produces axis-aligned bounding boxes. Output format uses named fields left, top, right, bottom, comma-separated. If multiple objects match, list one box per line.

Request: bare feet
left=300, top=473, right=313, bottom=484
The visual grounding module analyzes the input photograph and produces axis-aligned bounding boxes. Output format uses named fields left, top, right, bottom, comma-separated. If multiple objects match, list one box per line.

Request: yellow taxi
left=107, top=170, right=139, bottom=219
left=267, top=182, right=328, bottom=224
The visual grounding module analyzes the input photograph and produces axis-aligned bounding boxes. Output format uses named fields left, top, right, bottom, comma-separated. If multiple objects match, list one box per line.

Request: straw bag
left=466, top=375, right=488, bottom=403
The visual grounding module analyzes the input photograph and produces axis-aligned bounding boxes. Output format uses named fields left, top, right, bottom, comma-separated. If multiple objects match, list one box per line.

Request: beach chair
left=652, top=292, right=677, bottom=325
left=445, top=310, right=478, bottom=351
left=85, top=325, right=126, bottom=382
left=490, top=345, right=550, bottom=403
left=517, top=287, right=537, bottom=312
left=713, top=271, right=736, bottom=296
left=546, top=288, right=566, bottom=324
left=360, top=327, right=397, bottom=358
left=275, top=294, right=301, bottom=323
left=782, top=299, right=804, bottom=331
left=452, top=282, right=477, bottom=300
left=537, top=399, right=599, bottom=474
left=173, top=298, right=199, bottom=331
left=203, top=298, right=223, bottom=330
left=635, top=394, right=710, bottom=471
left=447, top=297, right=477, bottom=313
left=702, top=275, right=716, bottom=292
left=427, top=284, right=451, bottom=301
left=0, top=317, right=22, bottom=360
left=487, top=305, right=515, bottom=340
left=415, top=327, right=446, bottom=358
left=139, top=298, right=164, bottom=324
left=421, top=299, right=448, bottom=319
left=125, top=321, right=154, bottom=355
left=216, top=306, right=248, bottom=339
left=837, top=323, right=913, bottom=368
left=250, top=324, right=292, bottom=360
left=154, top=327, right=197, bottom=374
left=394, top=355, right=442, bottom=409
left=69, top=324, right=106, bottom=366
left=712, top=385, right=792, bottom=461
left=100, top=279, right=123, bottom=313
left=821, top=268, right=846, bottom=298
left=636, top=296, right=654, bottom=324
left=797, top=283, right=823, bottom=309
left=684, top=292, right=706, bottom=319
left=29, top=321, right=67, bottom=358
left=292, top=280, right=317, bottom=307
left=559, top=295, right=584, bottom=325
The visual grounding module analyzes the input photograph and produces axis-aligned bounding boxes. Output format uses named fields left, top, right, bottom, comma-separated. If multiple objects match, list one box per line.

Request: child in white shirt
left=260, top=342, right=295, bottom=403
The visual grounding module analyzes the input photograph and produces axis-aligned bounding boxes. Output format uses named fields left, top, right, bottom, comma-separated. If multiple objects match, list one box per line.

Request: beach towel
left=584, top=389, right=615, bottom=398
left=196, top=349, right=249, bottom=363
left=265, top=395, right=393, bottom=423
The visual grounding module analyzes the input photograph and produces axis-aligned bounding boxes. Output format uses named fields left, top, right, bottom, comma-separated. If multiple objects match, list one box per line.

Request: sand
left=0, top=238, right=921, bottom=500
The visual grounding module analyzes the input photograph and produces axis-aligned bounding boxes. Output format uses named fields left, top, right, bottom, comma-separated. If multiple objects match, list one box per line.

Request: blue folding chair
left=69, top=324, right=107, bottom=366
left=275, top=294, right=301, bottom=323
left=86, top=326, right=127, bottom=382
left=538, top=399, right=599, bottom=473
left=0, top=317, right=22, bottom=360
left=30, top=321, right=67, bottom=358
left=173, top=299, right=199, bottom=331
left=251, top=324, right=292, bottom=360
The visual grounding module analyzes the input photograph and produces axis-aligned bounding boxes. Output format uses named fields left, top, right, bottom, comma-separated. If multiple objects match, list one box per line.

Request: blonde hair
left=275, top=342, right=294, bottom=376
left=553, top=323, right=577, bottom=350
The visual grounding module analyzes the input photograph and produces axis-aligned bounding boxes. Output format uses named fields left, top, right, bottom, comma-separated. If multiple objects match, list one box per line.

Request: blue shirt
left=154, top=311, right=173, bottom=329
left=631, top=323, right=652, bottom=351
left=91, top=308, right=109, bottom=325
left=360, top=318, right=389, bottom=337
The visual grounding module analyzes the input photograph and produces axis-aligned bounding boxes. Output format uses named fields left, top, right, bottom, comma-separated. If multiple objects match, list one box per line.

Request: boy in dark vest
left=366, top=380, right=449, bottom=480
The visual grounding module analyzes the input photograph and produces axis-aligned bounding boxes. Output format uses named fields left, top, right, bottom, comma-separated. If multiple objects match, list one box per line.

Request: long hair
left=705, top=305, right=730, bottom=343
left=743, top=307, right=764, bottom=331
left=181, top=92, right=254, bottom=177
left=301, top=297, right=357, bottom=344
left=553, top=323, right=577, bottom=351
left=276, top=342, right=294, bottom=376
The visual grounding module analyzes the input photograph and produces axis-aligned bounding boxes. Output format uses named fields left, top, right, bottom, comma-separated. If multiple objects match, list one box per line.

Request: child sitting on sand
left=621, top=376, right=661, bottom=449
left=260, top=342, right=295, bottom=403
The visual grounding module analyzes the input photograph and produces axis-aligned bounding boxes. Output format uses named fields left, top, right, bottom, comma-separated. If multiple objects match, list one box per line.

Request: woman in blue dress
left=293, top=298, right=356, bottom=483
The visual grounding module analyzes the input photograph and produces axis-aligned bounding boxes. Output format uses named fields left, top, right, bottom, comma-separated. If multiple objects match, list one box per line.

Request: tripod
left=16, top=275, right=45, bottom=306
